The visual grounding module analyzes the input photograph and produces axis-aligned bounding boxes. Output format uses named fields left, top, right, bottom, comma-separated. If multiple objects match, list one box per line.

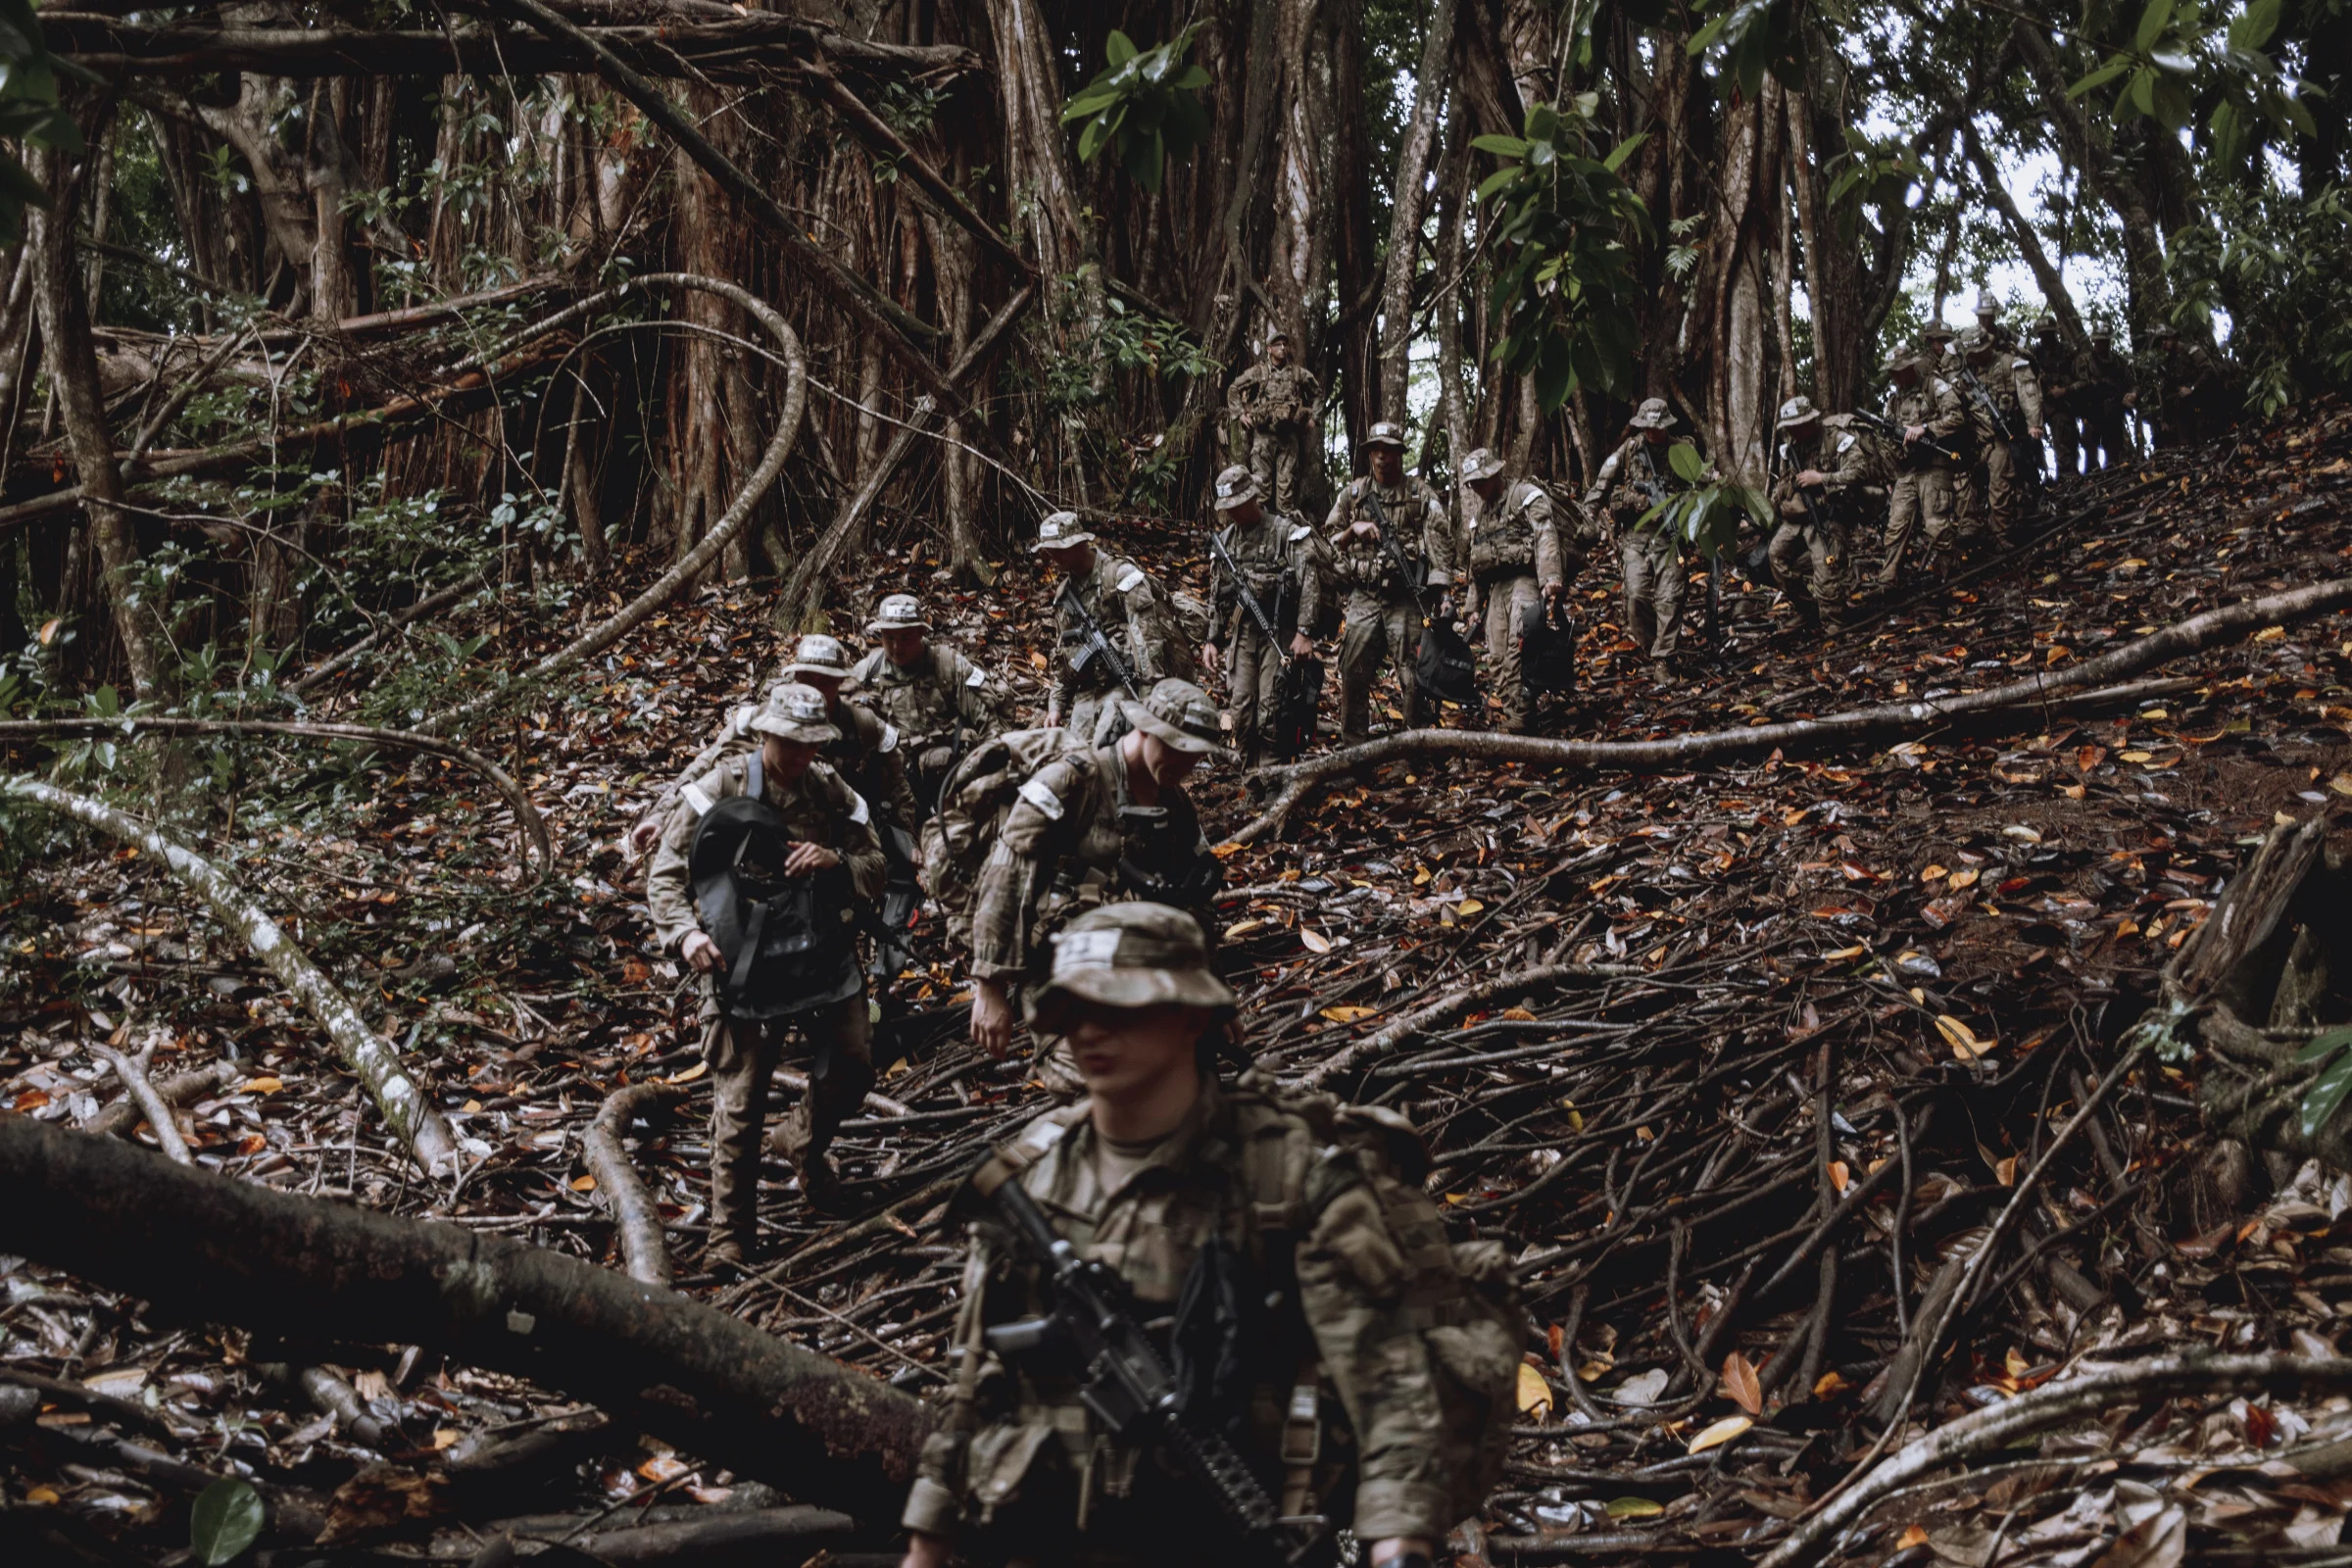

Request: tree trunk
left=1377, top=0, right=1460, bottom=421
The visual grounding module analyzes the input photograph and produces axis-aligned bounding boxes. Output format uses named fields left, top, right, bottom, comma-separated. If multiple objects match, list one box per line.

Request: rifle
left=1056, top=577, right=1142, bottom=701
left=1206, top=525, right=1293, bottom=667
left=979, top=1170, right=1319, bottom=1566
left=868, top=817, right=921, bottom=991
left=1851, top=407, right=1967, bottom=467
left=1957, top=364, right=2017, bottom=443
left=1631, top=442, right=1670, bottom=512
left=1360, top=486, right=1478, bottom=708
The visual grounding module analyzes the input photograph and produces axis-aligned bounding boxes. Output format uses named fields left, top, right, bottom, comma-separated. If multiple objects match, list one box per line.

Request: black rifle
left=1957, top=364, right=2044, bottom=503
left=1057, top=577, right=1142, bottom=701
left=980, top=1171, right=1317, bottom=1566
left=1206, top=526, right=1293, bottom=667
left=1361, top=487, right=1478, bottom=708
left=1206, top=526, right=1322, bottom=759
left=867, top=817, right=921, bottom=992
left=1957, top=364, right=2017, bottom=443
left=1851, top=406, right=1968, bottom=467
left=1631, top=442, right=1671, bottom=512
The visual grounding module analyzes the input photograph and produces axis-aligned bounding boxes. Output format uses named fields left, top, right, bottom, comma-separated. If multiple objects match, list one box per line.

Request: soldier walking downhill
left=1324, top=420, right=1459, bottom=744
left=1200, top=466, right=1324, bottom=766
left=1877, top=349, right=1970, bottom=585
left=846, top=594, right=1010, bottom=814
left=1034, top=510, right=1187, bottom=747
left=1766, top=397, right=1867, bottom=633
left=1586, top=397, right=1697, bottom=681
left=1224, top=330, right=1322, bottom=514
left=643, top=683, right=886, bottom=1252
left=1954, top=326, right=2045, bottom=545
left=2031, top=316, right=2080, bottom=480
left=1459, top=447, right=1570, bottom=732
left=2079, top=325, right=2135, bottom=470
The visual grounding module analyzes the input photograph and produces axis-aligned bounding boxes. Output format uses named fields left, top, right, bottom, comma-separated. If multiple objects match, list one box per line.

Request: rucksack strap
left=724, top=899, right=768, bottom=1007
left=746, top=750, right=765, bottom=804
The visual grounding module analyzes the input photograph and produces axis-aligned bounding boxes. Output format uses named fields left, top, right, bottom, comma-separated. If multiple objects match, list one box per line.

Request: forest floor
left=7, top=400, right=2352, bottom=1567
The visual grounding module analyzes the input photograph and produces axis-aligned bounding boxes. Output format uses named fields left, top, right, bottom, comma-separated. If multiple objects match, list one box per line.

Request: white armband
left=1115, top=565, right=1146, bottom=593
left=1016, top=778, right=1065, bottom=820
left=682, top=783, right=716, bottom=817
left=846, top=787, right=871, bottom=826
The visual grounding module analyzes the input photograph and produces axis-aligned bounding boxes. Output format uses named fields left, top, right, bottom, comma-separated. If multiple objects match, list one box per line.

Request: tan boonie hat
left=1885, top=349, right=1918, bottom=376
left=1459, top=447, right=1506, bottom=483
left=1959, top=326, right=1997, bottom=358
left=749, top=682, right=841, bottom=747
left=1976, top=288, right=1999, bottom=316
left=1212, top=465, right=1261, bottom=511
left=1362, top=419, right=1409, bottom=450
left=1122, top=677, right=1226, bottom=757
left=781, top=633, right=851, bottom=680
left=1923, top=319, right=1956, bottom=343
left=1034, top=510, right=1098, bottom=552
left=1034, top=904, right=1238, bottom=1015
left=1776, top=396, right=1821, bottom=430
left=1629, top=397, right=1677, bottom=430
left=866, top=594, right=928, bottom=634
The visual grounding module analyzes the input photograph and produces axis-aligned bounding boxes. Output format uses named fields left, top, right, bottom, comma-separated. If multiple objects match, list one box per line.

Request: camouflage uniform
left=1458, top=448, right=1568, bottom=732
left=903, top=908, right=1470, bottom=1567
left=1766, top=398, right=1869, bottom=632
left=1324, top=424, right=1457, bottom=743
left=1951, top=331, right=2044, bottom=542
left=1225, top=344, right=1322, bottom=514
left=2031, top=320, right=2079, bottom=479
left=2149, top=332, right=2231, bottom=450
left=846, top=595, right=1009, bottom=811
left=643, top=687, right=887, bottom=1251
left=1206, top=467, right=1326, bottom=764
left=1879, top=359, right=1969, bottom=584
left=2078, top=330, right=2133, bottom=470
left=1585, top=400, right=1693, bottom=665
left=1039, top=512, right=1186, bottom=748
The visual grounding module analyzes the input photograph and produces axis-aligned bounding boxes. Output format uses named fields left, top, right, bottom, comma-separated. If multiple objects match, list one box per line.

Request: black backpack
left=688, top=760, right=861, bottom=1019
left=1414, top=616, right=1480, bottom=709
left=1271, top=656, right=1325, bottom=759
left=1520, top=600, right=1578, bottom=696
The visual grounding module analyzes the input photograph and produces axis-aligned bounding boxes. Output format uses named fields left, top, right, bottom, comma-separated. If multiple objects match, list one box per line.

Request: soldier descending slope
left=1034, top=510, right=1188, bottom=747
left=1586, top=397, right=1700, bottom=681
left=2031, top=316, right=2081, bottom=480
left=1875, top=349, right=1970, bottom=586
left=1954, top=326, right=2045, bottom=545
left=899, top=902, right=1521, bottom=1568
left=1324, top=420, right=1459, bottom=745
left=846, top=594, right=1009, bottom=814
left=1458, top=446, right=1569, bottom=732
left=2079, top=326, right=2135, bottom=469
left=1766, top=397, right=1867, bottom=633
left=1225, top=329, right=1322, bottom=514
left=1200, top=466, right=1325, bottom=767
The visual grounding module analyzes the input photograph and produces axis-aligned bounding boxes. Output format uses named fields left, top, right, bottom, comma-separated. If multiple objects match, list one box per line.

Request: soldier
left=1877, top=349, right=1970, bottom=585
left=2148, top=324, right=2232, bottom=450
left=2078, top=325, right=2134, bottom=469
left=1035, top=510, right=1186, bottom=747
left=1953, top=326, right=2044, bottom=543
left=899, top=902, right=1485, bottom=1568
left=846, top=594, right=1009, bottom=815
left=1224, top=330, right=1322, bottom=514
left=1200, top=466, right=1323, bottom=766
left=644, top=683, right=886, bottom=1249
left=966, top=679, right=1226, bottom=1059
left=2032, top=316, right=2080, bottom=480
left=1766, top=397, right=1866, bottom=632
left=1585, top=397, right=1696, bottom=680
left=1458, top=447, right=1569, bottom=731
left=1973, top=287, right=2015, bottom=355
left=1324, top=420, right=1458, bottom=744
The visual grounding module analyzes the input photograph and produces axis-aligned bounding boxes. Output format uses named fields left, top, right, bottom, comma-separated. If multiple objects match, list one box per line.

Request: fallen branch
left=80, top=1058, right=240, bottom=1140
left=583, top=1083, right=687, bottom=1288
left=1285, top=962, right=1621, bottom=1091
left=1231, top=573, right=2352, bottom=843
left=1, top=777, right=461, bottom=1175
left=88, top=1038, right=191, bottom=1164
left=0, top=1114, right=935, bottom=1522
left=0, top=715, right=550, bottom=878
left=286, top=571, right=491, bottom=695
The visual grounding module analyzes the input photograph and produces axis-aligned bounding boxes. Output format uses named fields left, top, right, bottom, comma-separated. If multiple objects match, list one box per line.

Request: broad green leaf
left=1602, top=131, right=1647, bottom=172
left=191, top=1479, right=265, bottom=1567
left=2129, top=70, right=2158, bottom=119
left=2135, top=0, right=2174, bottom=54
left=2068, top=57, right=2133, bottom=99
left=2231, top=0, right=2281, bottom=49
left=1472, top=134, right=1533, bottom=159
left=1104, top=29, right=1138, bottom=67
left=1667, top=440, right=1705, bottom=484
left=2294, top=1025, right=2352, bottom=1064
left=2305, top=1053, right=2352, bottom=1140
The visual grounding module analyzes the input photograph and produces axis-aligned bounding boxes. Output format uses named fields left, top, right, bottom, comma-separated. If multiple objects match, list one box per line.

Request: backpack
left=1519, top=599, right=1577, bottom=697
left=1414, top=616, right=1481, bottom=710
left=918, top=726, right=1095, bottom=925
left=688, top=769, right=860, bottom=1019
left=1271, top=657, right=1325, bottom=760
left=1823, top=414, right=1894, bottom=491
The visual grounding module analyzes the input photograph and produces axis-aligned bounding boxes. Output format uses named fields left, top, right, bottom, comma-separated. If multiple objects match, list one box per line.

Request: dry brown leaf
left=1721, top=1351, right=1762, bottom=1415
left=1687, top=1414, right=1752, bottom=1454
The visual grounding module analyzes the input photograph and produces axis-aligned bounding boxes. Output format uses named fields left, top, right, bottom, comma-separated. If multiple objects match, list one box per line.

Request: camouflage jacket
left=666, top=694, right=922, bottom=841
left=2077, top=344, right=2132, bottom=406
left=1209, top=510, right=1325, bottom=649
left=1769, top=423, right=1874, bottom=520
left=968, top=744, right=1216, bottom=984
left=1586, top=435, right=1701, bottom=531
left=1462, top=477, right=1567, bottom=586
left=1226, top=361, right=1322, bottom=429
left=1324, top=474, right=1457, bottom=600
left=901, top=1081, right=1456, bottom=1552
left=1886, top=375, right=1969, bottom=470
left=1053, top=552, right=1180, bottom=716
left=846, top=642, right=1007, bottom=759
left=643, top=753, right=887, bottom=958
left=1957, top=353, right=2044, bottom=439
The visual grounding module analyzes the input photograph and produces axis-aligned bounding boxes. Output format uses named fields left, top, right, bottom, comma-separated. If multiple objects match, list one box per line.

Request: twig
left=88, top=1037, right=191, bottom=1164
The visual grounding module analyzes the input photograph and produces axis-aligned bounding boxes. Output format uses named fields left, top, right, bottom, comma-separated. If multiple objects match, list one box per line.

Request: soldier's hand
left=902, top=1532, right=951, bottom=1568
left=681, top=931, right=722, bottom=973
left=2028, top=423, right=2043, bottom=439
left=1289, top=632, right=1313, bottom=659
left=970, top=978, right=1013, bottom=1058
left=1904, top=424, right=1926, bottom=443
left=1795, top=468, right=1826, bottom=488
left=1544, top=581, right=1564, bottom=605
left=783, top=842, right=841, bottom=876
left=1200, top=642, right=1222, bottom=678
left=1348, top=517, right=1378, bottom=538
left=626, top=817, right=662, bottom=858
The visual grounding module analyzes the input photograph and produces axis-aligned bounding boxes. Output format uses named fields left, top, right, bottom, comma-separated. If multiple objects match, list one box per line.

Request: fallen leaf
left=2001, top=824, right=2043, bottom=843
left=1688, top=1414, right=1752, bottom=1454
left=1320, top=1005, right=1377, bottom=1023
left=1994, top=1155, right=2019, bottom=1187
left=1828, top=1159, right=1850, bottom=1194
left=1611, top=1368, right=1670, bottom=1405
left=1813, top=1370, right=1849, bottom=1397
left=1946, top=867, right=1982, bottom=890
left=1937, top=1015, right=1994, bottom=1060
left=237, top=1077, right=284, bottom=1096
left=1722, top=1351, right=1762, bottom=1415
left=1605, top=1497, right=1664, bottom=1519
left=1920, top=864, right=1948, bottom=882
left=1223, top=919, right=1266, bottom=939
left=2090, top=1503, right=2185, bottom=1568
left=663, top=1061, right=708, bottom=1085
left=1501, top=1005, right=1538, bottom=1020
left=570, top=1174, right=597, bottom=1192
left=24, top=1485, right=59, bottom=1504
left=1515, top=1361, right=1553, bottom=1418
left=1454, top=898, right=1485, bottom=916
left=1299, top=929, right=1333, bottom=955
left=1898, top=1525, right=1930, bottom=1549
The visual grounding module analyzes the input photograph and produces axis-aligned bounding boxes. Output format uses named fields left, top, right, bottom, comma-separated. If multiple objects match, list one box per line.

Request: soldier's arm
left=1584, top=448, right=1621, bottom=509
left=1207, top=529, right=1238, bottom=650
left=1925, top=381, right=1969, bottom=439
left=1115, top=564, right=1170, bottom=682
left=1419, top=490, right=1458, bottom=587
left=1292, top=525, right=1328, bottom=637
left=1825, top=430, right=1870, bottom=494
left=1225, top=363, right=1260, bottom=415
left=644, top=770, right=730, bottom=952
left=873, top=725, right=923, bottom=837
left=946, top=648, right=1007, bottom=728
left=967, top=760, right=1086, bottom=980
left=2014, top=359, right=2045, bottom=428
left=816, top=768, right=889, bottom=906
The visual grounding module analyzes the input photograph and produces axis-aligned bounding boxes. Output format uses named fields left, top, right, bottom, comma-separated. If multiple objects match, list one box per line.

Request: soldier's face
left=761, top=735, right=818, bottom=784
left=801, top=672, right=846, bottom=711
left=1469, top=474, right=1503, bottom=502
left=878, top=628, right=926, bottom=666
left=1137, top=732, right=1205, bottom=788
left=1063, top=1001, right=1211, bottom=1102
left=1041, top=544, right=1092, bottom=577
left=1223, top=499, right=1262, bottom=527
left=1268, top=339, right=1290, bottom=366
left=1367, top=446, right=1402, bottom=483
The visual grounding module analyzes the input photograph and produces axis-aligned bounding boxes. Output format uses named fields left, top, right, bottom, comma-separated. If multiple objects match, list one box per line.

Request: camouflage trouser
left=1338, top=591, right=1424, bottom=742
left=1618, top=528, right=1686, bottom=661
left=1065, top=689, right=1130, bottom=749
left=1227, top=622, right=1285, bottom=760
left=1768, top=514, right=1850, bottom=629
left=1247, top=423, right=1309, bottom=514
left=1983, top=439, right=2024, bottom=542
left=704, top=992, right=872, bottom=1250
left=2082, top=407, right=2131, bottom=470
left=1477, top=572, right=1544, bottom=732
left=1881, top=467, right=1955, bottom=583
left=2045, top=408, right=2080, bottom=478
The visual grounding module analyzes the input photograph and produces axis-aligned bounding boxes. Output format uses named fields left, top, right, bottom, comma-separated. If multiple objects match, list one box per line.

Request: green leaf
left=1472, top=133, right=1533, bottom=159
left=191, top=1479, right=265, bottom=1567
left=2294, top=1025, right=2352, bottom=1065
left=2135, top=0, right=2174, bottom=54
left=2129, top=69, right=2158, bottom=119
left=1475, top=167, right=1521, bottom=202
left=1602, top=131, right=1647, bottom=172
left=1667, top=440, right=1704, bottom=484
left=2067, top=56, right=2133, bottom=100
left=1104, top=29, right=1138, bottom=67
left=2231, top=0, right=2281, bottom=50
left=2306, top=1052, right=2352, bottom=1140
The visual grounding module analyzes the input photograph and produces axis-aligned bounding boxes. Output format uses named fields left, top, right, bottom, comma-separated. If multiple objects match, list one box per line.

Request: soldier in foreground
left=644, top=684, right=885, bottom=1250
left=1324, top=420, right=1458, bottom=744
left=1767, top=397, right=1868, bottom=633
left=899, top=902, right=1513, bottom=1568
left=846, top=593, right=1009, bottom=814
left=1459, top=446, right=1569, bottom=731
left=1954, top=326, right=2044, bottom=545
left=1876, top=349, right=1969, bottom=586
left=1034, top=510, right=1186, bottom=747
left=1200, top=466, right=1323, bottom=766
left=1586, top=397, right=1696, bottom=681
left=1225, top=329, right=1322, bottom=513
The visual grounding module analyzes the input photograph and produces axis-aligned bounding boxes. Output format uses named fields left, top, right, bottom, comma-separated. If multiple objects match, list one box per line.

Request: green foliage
left=1473, top=97, right=1651, bottom=412
left=1060, top=27, right=1211, bottom=193
left=2297, top=1025, right=2352, bottom=1141
left=2069, top=0, right=2315, bottom=158
left=2167, top=182, right=2352, bottom=416
left=190, top=1478, right=265, bottom=1566
left=1687, top=0, right=1819, bottom=99
left=1638, top=442, right=1767, bottom=560
left=0, top=0, right=83, bottom=245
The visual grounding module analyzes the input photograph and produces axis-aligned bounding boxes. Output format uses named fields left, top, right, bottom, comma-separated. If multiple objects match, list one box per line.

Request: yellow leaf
left=1454, top=899, right=1485, bottom=917
left=2330, top=774, right=2352, bottom=798
left=2120, top=750, right=2153, bottom=763
left=664, top=1060, right=709, bottom=1085
left=1502, top=1005, right=1538, bottom=1021
left=2005, top=1347, right=2033, bottom=1379
left=1605, top=1496, right=1664, bottom=1520
left=1824, top=945, right=1865, bottom=960
left=1211, top=841, right=1248, bottom=859
left=1898, top=1524, right=1930, bottom=1549
left=2255, top=624, right=2287, bottom=642
left=886, top=1057, right=910, bottom=1078
left=25, top=1484, right=60, bottom=1504
left=1515, top=1361, right=1554, bottom=1417
left=1029, top=650, right=1049, bottom=668
left=1947, top=867, right=1981, bottom=890
left=1994, top=1154, right=2019, bottom=1187
left=1920, top=865, right=1948, bottom=882
left=1559, top=1098, right=1584, bottom=1132
left=570, top=1174, right=597, bottom=1192
left=1936, top=1015, right=1994, bottom=1060
left=1321, top=1005, right=1378, bottom=1023
left=1223, top=919, right=1267, bottom=940
left=237, top=1076, right=284, bottom=1096
left=1828, top=1159, right=1850, bottom=1194
left=1812, top=1370, right=1849, bottom=1397
left=1687, top=1414, right=1752, bottom=1454
left=1412, top=866, right=1433, bottom=886
left=432, top=1428, right=461, bottom=1450
left=1300, top=929, right=1333, bottom=955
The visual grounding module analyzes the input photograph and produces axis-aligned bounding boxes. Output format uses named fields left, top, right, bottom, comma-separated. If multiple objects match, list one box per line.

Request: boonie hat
left=1776, top=396, right=1821, bottom=430
left=2034, top=314, right=2061, bottom=334
left=1459, top=447, right=1506, bottom=483
left=1212, top=466, right=1261, bottom=511
left=1629, top=397, right=1677, bottom=430
left=749, top=682, right=841, bottom=747
left=866, top=594, right=928, bottom=634
left=2090, top=324, right=2114, bottom=343
left=1266, top=329, right=1291, bottom=346
left=1034, top=511, right=1098, bottom=552
left=1121, top=677, right=1226, bottom=757
left=1033, top=904, right=1238, bottom=1016
left=1923, top=319, right=1956, bottom=343
left=1959, top=326, right=1997, bottom=358
left=780, top=633, right=851, bottom=681
left=1884, top=349, right=1917, bottom=376
left=1362, top=420, right=1409, bottom=450
left=1976, top=288, right=2000, bottom=316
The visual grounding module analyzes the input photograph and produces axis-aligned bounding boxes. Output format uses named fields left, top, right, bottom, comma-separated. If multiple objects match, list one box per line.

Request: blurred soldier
left=1954, top=326, right=2044, bottom=543
left=1459, top=446, right=1568, bottom=731
left=1200, top=466, right=1324, bottom=766
left=846, top=594, right=1009, bottom=814
left=1766, top=397, right=1866, bottom=633
left=1877, top=350, right=1970, bottom=585
left=1973, top=287, right=2016, bottom=355
left=1035, top=510, right=1187, bottom=747
left=2148, top=324, right=2233, bottom=450
left=1585, top=397, right=1696, bottom=679
left=1324, top=420, right=1458, bottom=744
left=644, top=683, right=886, bottom=1249
left=2079, top=325, right=2134, bottom=469
left=2031, top=316, right=2080, bottom=480
left=1225, top=330, right=1322, bottom=513
left=965, top=680, right=1226, bottom=1059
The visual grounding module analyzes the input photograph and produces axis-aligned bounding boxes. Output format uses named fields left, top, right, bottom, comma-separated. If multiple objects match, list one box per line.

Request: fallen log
left=583, top=1083, right=686, bottom=1288
left=0, top=1114, right=935, bottom=1522
left=1230, top=575, right=2352, bottom=842
left=2, top=777, right=462, bottom=1174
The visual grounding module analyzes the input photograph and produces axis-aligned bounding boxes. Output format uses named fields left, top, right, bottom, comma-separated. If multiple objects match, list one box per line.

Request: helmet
left=1121, top=677, right=1226, bottom=757
left=1032, top=903, right=1238, bottom=1016
left=780, top=633, right=851, bottom=681
left=1211, top=465, right=1261, bottom=511
left=1033, top=510, right=1098, bottom=552
left=1776, top=396, right=1821, bottom=430
left=1459, top=447, right=1506, bottom=482
left=1629, top=397, right=1678, bottom=430
left=2033, top=314, right=2061, bottom=335
left=2090, top=324, right=2114, bottom=344
left=748, top=682, right=841, bottom=746
left=1362, top=420, right=1409, bottom=451
left=866, top=594, right=928, bottom=635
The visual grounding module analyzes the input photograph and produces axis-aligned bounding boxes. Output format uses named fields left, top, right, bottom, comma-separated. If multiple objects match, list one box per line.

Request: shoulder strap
left=746, top=750, right=764, bottom=805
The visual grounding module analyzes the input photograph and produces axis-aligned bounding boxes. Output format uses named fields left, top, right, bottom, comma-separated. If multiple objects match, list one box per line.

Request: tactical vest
left=1467, top=480, right=1547, bottom=578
